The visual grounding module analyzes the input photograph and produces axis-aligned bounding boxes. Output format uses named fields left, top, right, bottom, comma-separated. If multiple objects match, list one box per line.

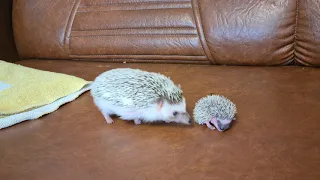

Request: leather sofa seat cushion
left=1, top=59, right=319, bottom=179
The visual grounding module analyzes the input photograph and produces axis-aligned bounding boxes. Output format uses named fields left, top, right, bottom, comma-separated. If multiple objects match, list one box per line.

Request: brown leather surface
left=1, top=59, right=319, bottom=179
left=295, top=0, right=320, bottom=66
left=0, top=0, right=20, bottom=62
left=71, top=0, right=205, bottom=59
left=13, top=0, right=207, bottom=62
left=12, top=0, right=320, bottom=66
left=197, top=0, right=296, bottom=65
left=12, top=0, right=77, bottom=59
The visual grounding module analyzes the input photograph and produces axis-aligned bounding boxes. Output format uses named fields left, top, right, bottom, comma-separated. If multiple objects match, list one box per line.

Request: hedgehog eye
left=173, top=111, right=178, bottom=116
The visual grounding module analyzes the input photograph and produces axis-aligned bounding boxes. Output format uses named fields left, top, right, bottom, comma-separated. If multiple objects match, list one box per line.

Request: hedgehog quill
left=91, top=68, right=191, bottom=125
left=193, top=95, right=237, bottom=131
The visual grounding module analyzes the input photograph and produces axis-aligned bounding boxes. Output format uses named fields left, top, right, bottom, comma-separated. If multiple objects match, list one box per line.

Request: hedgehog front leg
left=134, top=119, right=142, bottom=125
left=102, top=112, right=114, bottom=124
left=205, top=121, right=216, bottom=130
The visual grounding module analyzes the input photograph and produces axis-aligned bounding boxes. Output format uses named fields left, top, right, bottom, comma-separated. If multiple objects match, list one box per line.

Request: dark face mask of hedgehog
left=207, top=117, right=233, bottom=132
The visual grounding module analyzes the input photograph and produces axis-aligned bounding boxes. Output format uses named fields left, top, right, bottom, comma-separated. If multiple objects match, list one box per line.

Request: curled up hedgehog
left=90, top=68, right=191, bottom=125
left=193, top=95, right=237, bottom=132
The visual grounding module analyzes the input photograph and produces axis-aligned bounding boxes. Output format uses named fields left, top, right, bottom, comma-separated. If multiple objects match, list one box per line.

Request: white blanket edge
left=0, top=83, right=91, bottom=129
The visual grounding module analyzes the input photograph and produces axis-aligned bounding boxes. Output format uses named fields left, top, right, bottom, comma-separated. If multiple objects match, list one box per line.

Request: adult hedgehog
left=91, top=68, right=191, bottom=125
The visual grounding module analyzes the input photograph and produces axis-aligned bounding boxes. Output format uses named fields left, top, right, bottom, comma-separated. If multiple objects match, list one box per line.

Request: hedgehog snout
left=186, top=112, right=192, bottom=124
left=217, top=121, right=229, bottom=131
left=216, top=119, right=232, bottom=131
left=174, top=112, right=192, bottom=125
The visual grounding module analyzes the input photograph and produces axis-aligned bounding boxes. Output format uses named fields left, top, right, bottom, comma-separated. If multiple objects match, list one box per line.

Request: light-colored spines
left=90, top=68, right=183, bottom=109
left=193, top=95, right=237, bottom=124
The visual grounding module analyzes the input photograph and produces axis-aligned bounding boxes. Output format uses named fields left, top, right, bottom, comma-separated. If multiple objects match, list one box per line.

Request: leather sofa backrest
left=12, top=0, right=320, bottom=66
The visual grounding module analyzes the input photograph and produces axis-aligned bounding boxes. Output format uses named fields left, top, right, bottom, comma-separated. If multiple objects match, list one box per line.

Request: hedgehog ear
left=177, top=84, right=181, bottom=88
left=157, top=99, right=164, bottom=111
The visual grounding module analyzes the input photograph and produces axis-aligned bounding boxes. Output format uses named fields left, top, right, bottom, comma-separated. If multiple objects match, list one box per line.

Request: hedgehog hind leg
left=93, top=99, right=114, bottom=124
left=205, top=121, right=216, bottom=130
left=99, top=106, right=114, bottom=124
left=103, top=113, right=114, bottom=124
left=134, top=118, right=142, bottom=125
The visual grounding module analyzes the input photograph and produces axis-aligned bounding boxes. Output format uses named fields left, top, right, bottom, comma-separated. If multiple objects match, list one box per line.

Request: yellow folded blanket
left=0, top=60, right=91, bottom=129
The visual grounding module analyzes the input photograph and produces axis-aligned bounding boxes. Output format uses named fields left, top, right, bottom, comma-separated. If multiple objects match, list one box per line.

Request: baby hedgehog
left=91, top=68, right=191, bottom=125
left=193, top=95, right=236, bottom=131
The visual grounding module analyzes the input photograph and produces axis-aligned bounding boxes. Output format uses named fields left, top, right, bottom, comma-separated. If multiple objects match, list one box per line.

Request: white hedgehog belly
left=112, top=106, right=142, bottom=120
left=113, top=105, right=161, bottom=121
left=94, top=98, right=161, bottom=121
left=99, top=102, right=141, bottom=120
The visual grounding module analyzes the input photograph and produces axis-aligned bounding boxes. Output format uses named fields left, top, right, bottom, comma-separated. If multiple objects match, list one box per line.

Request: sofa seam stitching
left=79, top=1, right=191, bottom=7
left=293, top=0, right=299, bottom=63
left=63, top=0, right=81, bottom=56
left=70, top=55, right=206, bottom=57
left=191, top=0, right=215, bottom=63
left=63, top=1, right=77, bottom=54
left=63, top=2, right=73, bottom=54
left=72, top=27, right=196, bottom=31
left=77, top=7, right=191, bottom=12
left=71, top=34, right=198, bottom=37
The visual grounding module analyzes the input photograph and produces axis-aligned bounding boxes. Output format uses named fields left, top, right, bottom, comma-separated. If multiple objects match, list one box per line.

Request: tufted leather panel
left=295, top=0, right=320, bottom=66
left=13, top=0, right=207, bottom=62
left=70, top=0, right=205, bottom=60
left=197, top=0, right=297, bottom=65
left=12, top=0, right=320, bottom=66
left=13, top=0, right=77, bottom=59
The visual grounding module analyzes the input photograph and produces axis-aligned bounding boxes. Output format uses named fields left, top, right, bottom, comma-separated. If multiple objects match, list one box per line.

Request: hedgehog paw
left=205, top=121, right=216, bottom=130
left=103, top=115, right=114, bottom=124
left=134, top=119, right=142, bottom=125
left=105, top=118, right=114, bottom=124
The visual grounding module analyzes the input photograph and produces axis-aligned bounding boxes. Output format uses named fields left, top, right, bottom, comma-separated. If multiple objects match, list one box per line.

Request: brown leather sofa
left=1, top=0, right=320, bottom=179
